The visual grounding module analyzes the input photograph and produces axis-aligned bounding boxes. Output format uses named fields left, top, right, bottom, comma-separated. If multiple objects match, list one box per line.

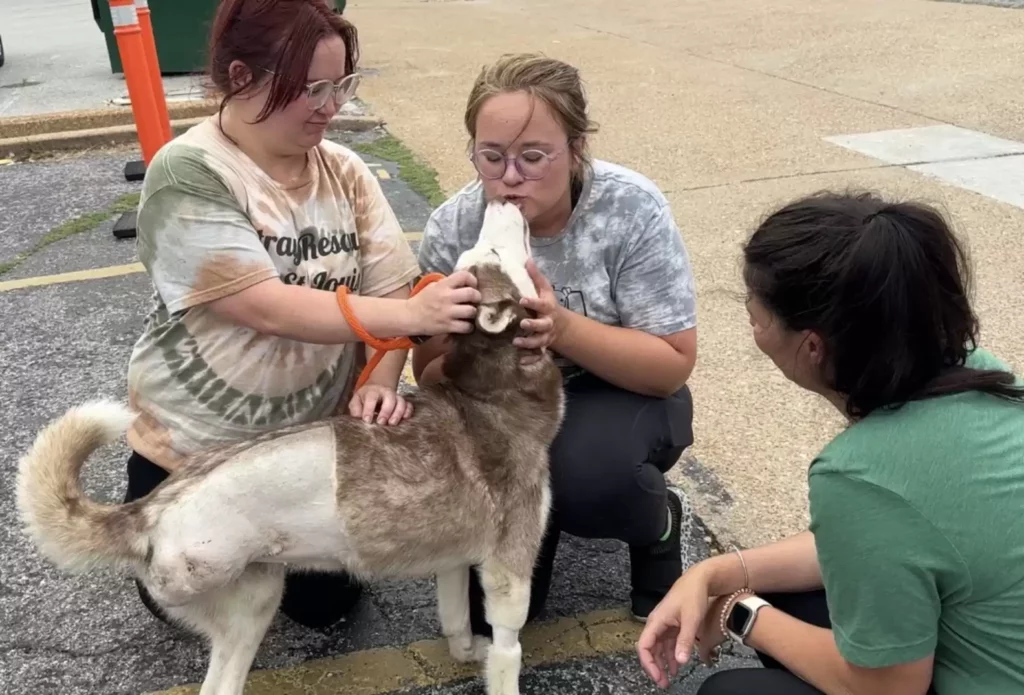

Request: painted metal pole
left=108, top=0, right=164, bottom=165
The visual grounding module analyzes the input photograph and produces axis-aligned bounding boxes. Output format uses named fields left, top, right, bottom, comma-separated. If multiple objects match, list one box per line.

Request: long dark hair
left=743, top=190, right=1024, bottom=419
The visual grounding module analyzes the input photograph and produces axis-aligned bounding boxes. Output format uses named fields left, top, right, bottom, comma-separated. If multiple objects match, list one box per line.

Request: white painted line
left=909, top=154, right=1024, bottom=211
left=824, top=124, right=1024, bottom=166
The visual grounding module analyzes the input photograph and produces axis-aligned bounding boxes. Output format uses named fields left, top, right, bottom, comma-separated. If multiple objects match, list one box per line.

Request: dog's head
left=455, top=197, right=536, bottom=337
left=441, top=199, right=558, bottom=396
left=455, top=195, right=536, bottom=299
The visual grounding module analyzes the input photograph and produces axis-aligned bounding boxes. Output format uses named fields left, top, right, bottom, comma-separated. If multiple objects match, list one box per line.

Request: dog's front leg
left=437, top=566, right=490, bottom=663
left=478, top=560, right=531, bottom=695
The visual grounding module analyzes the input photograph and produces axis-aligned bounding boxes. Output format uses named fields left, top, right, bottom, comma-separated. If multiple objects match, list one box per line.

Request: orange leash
left=336, top=272, right=447, bottom=390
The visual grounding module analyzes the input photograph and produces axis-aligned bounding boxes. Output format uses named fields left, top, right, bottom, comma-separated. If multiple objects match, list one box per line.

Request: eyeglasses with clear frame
left=264, top=70, right=361, bottom=111
left=470, top=146, right=566, bottom=180
left=302, top=73, right=361, bottom=111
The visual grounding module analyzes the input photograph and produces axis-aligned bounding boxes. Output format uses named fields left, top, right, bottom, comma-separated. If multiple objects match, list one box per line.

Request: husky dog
left=16, top=200, right=565, bottom=695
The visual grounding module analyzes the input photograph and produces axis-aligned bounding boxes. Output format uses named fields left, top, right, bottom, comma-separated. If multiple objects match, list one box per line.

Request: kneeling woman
left=414, top=53, right=699, bottom=627
left=638, top=191, right=1024, bottom=695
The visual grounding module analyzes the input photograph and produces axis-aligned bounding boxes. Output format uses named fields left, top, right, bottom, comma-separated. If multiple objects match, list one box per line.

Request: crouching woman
left=413, top=52, right=699, bottom=630
left=637, top=191, right=1024, bottom=695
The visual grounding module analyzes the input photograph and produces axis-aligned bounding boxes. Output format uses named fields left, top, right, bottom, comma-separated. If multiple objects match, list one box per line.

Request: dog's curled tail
left=16, top=400, right=148, bottom=573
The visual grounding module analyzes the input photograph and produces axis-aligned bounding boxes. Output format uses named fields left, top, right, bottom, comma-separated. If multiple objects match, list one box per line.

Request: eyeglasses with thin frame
left=302, top=73, right=361, bottom=111
left=264, top=70, right=361, bottom=111
left=470, top=146, right=566, bottom=180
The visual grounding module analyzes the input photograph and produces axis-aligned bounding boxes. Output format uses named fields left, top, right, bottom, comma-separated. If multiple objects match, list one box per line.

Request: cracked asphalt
left=0, top=134, right=751, bottom=694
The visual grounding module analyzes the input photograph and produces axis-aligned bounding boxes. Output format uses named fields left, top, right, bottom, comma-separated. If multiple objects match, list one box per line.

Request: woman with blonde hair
left=414, top=53, right=699, bottom=630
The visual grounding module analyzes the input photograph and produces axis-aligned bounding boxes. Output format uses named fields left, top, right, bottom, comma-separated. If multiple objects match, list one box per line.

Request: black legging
left=697, top=590, right=939, bottom=695
left=468, top=372, right=694, bottom=636
left=123, top=452, right=363, bottom=629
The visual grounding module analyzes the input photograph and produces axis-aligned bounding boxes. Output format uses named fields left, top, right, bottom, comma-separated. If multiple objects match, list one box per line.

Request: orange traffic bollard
left=108, top=0, right=165, bottom=166
left=135, top=0, right=172, bottom=143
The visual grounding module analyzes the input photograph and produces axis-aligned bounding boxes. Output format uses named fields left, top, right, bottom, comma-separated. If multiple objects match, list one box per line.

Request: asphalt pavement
left=0, top=133, right=748, bottom=694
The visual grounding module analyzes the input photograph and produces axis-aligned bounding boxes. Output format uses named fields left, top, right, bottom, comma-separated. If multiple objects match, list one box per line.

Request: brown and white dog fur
left=15, top=200, right=565, bottom=695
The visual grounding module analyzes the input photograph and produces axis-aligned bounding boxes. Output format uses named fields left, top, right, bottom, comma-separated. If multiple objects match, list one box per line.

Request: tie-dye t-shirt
left=417, top=159, right=697, bottom=382
left=126, top=118, right=421, bottom=470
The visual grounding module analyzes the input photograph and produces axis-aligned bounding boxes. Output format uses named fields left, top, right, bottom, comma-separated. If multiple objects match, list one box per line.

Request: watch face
left=727, top=602, right=753, bottom=634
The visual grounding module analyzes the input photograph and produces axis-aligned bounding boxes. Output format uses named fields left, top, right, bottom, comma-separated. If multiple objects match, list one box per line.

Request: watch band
left=726, top=596, right=771, bottom=646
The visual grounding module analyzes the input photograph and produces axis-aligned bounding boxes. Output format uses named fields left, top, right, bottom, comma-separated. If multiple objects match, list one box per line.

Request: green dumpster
left=92, top=0, right=348, bottom=76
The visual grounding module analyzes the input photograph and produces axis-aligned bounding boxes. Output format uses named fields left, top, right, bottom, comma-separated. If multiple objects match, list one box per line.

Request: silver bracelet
left=731, top=544, right=750, bottom=590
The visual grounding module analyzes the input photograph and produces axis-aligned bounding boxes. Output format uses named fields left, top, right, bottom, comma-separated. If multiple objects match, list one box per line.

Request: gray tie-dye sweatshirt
left=417, top=159, right=697, bottom=381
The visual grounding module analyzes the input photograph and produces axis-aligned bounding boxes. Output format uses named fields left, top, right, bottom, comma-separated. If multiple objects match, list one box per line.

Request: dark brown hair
left=743, top=190, right=1024, bottom=419
left=207, top=0, right=359, bottom=123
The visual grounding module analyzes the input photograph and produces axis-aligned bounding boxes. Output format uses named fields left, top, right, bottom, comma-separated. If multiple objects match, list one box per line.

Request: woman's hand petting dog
left=515, top=259, right=560, bottom=351
left=348, top=384, right=414, bottom=425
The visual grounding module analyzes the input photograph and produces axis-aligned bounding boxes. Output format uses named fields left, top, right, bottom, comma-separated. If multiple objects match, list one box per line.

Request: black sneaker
left=628, top=485, right=690, bottom=622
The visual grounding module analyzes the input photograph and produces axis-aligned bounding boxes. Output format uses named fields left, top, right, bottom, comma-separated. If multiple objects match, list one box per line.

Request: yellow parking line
left=377, top=168, right=392, bottom=180
left=146, top=607, right=644, bottom=695
left=0, top=262, right=146, bottom=293
left=0, top=232, right=424, bottom=293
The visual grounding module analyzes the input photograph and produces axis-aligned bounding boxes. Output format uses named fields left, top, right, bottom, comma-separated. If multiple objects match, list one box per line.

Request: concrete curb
left=0, top=113, right=384, bottom=159
left=0, top=99, right=224, bottom=139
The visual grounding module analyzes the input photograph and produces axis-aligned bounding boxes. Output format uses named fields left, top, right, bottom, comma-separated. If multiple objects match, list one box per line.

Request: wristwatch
left=725, top=595, right=771, bottom=646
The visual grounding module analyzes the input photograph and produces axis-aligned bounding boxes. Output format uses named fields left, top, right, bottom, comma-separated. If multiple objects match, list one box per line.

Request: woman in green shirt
left=637, top=191, right=1024, bottom=695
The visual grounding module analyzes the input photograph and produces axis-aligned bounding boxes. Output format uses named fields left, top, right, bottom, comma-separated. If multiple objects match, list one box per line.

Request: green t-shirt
left=809, top=348, right=1024, bottom=694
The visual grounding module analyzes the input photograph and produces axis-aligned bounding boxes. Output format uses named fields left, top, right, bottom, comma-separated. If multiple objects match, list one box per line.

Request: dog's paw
left=485, top=643, right=522, bottom=695
left=449, top=634, right=491, bottom=663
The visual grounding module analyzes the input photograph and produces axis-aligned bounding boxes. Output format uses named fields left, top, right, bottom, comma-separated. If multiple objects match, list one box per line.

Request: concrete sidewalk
left=0, top=0, right=204, bottom=118
left=345, top=0, right=1024, bottom=549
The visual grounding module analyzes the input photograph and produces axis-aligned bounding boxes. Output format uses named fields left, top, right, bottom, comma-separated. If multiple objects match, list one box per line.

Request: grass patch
left=351, top=134, right=447, bottom=207
left=0, top=191, right=141, bottom=277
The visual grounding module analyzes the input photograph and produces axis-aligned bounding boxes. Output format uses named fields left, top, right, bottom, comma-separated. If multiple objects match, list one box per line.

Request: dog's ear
left=477, top=301, right=519, bottom=334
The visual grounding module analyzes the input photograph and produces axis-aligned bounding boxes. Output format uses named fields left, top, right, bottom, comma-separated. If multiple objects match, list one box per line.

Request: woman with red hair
left=121, top=0, right=482, bottom=629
